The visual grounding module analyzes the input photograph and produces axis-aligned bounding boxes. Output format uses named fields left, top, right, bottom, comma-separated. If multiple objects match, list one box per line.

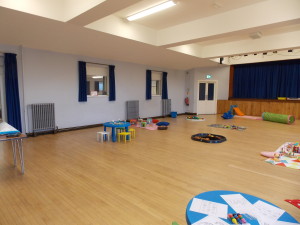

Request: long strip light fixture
left=127, top=0, right=177, bottom=21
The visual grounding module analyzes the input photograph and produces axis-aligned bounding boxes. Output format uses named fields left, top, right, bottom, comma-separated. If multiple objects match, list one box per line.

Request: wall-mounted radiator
left=29, top=103, right=56, bottom=135
left=162, top=99, right=171, bottom=117
left=126, top=100, right=139, bottom=120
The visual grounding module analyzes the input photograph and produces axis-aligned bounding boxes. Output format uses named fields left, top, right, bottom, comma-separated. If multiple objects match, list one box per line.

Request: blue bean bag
left=156, top=122, right=170, bottom=126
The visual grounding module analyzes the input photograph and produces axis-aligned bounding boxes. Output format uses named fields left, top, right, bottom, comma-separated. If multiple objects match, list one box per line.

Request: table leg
left=125, top=127, right=130, bottom=140
left=11, top=140, right=17, bottom=167
left=16, top=139, right=25, bottom=174
left=112, top=127, right=116, bottom=142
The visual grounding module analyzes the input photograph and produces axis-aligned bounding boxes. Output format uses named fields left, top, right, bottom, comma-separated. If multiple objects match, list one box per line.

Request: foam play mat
left=285, top=199, right=300, bottom=209
left=208, top=124, right=246, bottom=131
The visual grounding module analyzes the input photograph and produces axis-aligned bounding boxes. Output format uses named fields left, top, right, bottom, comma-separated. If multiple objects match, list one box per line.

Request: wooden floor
left=0, top=115, right=299, bottom=225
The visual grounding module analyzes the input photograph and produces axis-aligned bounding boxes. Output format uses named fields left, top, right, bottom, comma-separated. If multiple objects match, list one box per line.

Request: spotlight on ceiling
left=126, top=0, right=177, bottom=21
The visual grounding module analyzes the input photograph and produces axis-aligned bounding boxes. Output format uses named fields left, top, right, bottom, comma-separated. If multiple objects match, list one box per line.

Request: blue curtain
left=233, top=59, right=300, bottom=99
left=4, top=53, right=22, bottom=132
left=109, top=65, right=116, bottom=101
left=78, top=61, right=87, bottom=102
left=162, top=72, right=168, bottom=99
left=146, top=70, right=152, bottom=100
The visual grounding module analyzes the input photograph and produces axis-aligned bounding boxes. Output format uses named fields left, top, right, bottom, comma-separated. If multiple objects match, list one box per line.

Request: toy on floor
left=186, top=116, right=205, bottom=121
left=233, top=107, right=245, bottom=116
left=262, top=112, right=295, bottom=124
left=191, top=133, right=226, bottom=143
left=285, top=199, right=300, bottom=209
left=222, top=110, right=234, bottom=119
left=156, top=121, right=170, bottom=130
left=262, top=142, right=300, bottom=170
left=208, top=124, right=246, bottom=131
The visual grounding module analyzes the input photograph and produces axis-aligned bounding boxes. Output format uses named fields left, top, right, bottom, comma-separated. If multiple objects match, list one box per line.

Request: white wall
left=19, top=47, right=186, bottom=132
left=0, top=44, right=230, bottom=133
left=186, top=66, right=230, bottom=113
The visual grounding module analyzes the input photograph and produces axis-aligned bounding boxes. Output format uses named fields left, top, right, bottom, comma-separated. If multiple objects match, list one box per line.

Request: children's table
left=103, top=122, right=131, bottom=142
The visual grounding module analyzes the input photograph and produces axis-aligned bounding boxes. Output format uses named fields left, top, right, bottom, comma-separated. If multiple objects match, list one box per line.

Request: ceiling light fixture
left=92, top=76, right=103, bottom=79
left=126, top=0, right=177, bottom=21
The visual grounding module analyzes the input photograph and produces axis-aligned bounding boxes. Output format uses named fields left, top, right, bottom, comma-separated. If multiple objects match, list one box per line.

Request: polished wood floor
left=0, top=115, right=299, bottom=225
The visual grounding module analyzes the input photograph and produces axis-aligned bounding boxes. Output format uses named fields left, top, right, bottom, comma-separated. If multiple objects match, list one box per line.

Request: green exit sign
left=206, top=74, right=212, bottom=79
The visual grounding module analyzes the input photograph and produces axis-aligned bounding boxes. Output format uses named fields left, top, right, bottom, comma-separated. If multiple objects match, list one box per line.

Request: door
left=197, top=80, right=217, bottom=115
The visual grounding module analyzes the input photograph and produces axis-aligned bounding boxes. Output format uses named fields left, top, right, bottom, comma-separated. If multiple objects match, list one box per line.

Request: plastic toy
left=186, top=116, right=205, bottom=121
left=262, top=112, right=295, bottom=124
left=191, top=133, right=226, bottom=143
left=222, top=110, right=234, bottom=119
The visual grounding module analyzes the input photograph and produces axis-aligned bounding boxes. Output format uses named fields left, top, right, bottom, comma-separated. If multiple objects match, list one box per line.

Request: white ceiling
left=0, top=0, right=299, bottom=70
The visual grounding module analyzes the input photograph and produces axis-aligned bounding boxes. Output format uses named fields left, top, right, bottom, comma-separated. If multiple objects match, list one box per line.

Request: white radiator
left=29, top=103, right=56, bottom=135
left=162, top=99, right=171, bottom=117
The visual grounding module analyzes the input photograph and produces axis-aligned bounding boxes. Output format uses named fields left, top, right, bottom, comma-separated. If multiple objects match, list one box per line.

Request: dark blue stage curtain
left=78, top=61, right=87, bottom=102
left=146, top=70, right=152, bottom=100
left=233, top=59, right=300, bottom=99
left=162, top=72, right=168, bottom=99
left=5, top=53, right=22, bottom=131
left=108, top=65, right=116, bottom=101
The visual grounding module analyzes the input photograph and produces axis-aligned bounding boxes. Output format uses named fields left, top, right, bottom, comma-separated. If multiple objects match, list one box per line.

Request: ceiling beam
left=67, top=0, right=140, bottom=26
left=200, top=30, right=300, bottom=58
left=157, top=0, right=300, bottom=47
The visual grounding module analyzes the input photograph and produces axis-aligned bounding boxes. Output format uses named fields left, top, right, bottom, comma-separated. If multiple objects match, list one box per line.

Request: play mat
left=262, top=142, right=300, bottom=170
left=186, top=116, right=205, bottom=121
left=191, top=133, right=226, bottom=143
left=207, top=124, right=246, bottom=131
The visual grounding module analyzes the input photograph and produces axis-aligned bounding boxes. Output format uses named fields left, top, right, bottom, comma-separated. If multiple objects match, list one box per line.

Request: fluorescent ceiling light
left=92, top=76, right=103, bottom=79
left=127, top=0, right=176, bottom=21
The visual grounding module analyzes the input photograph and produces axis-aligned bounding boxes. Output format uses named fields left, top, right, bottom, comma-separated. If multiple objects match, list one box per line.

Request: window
left=86, top=63, right=108, bottom=96
left=151, top=71, right=162, bottom=96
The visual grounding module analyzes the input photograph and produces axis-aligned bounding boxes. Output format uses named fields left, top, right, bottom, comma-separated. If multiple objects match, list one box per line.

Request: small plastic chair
left=117, top=132, right=131, bottom=143
left=116, top=127, right=125, bottom=134
left=97, top=131, right=110, bottom=142
left=128, top=128, right=136, bottom=138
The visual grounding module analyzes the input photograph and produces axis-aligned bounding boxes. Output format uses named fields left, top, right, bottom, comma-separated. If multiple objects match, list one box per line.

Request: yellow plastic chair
left=117, top=132, right=131, bottom=143
left=128, top=128, right=136, bottom=139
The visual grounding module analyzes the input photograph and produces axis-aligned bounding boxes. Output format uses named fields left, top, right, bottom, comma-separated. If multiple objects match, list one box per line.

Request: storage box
left=171, top=112, right=177, bottom=118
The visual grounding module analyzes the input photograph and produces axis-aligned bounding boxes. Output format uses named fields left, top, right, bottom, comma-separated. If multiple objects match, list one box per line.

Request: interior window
left=86, top=63, right=109, bottom=96
left=151, top=71, right=162, bottom=96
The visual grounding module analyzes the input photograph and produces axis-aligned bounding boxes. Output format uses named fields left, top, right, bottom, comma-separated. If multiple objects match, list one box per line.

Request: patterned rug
left=265, top=154, right=300, bottom=170
left=264, top=142, right=300, bottom=170
left=208, top=124, right=246, bottom=131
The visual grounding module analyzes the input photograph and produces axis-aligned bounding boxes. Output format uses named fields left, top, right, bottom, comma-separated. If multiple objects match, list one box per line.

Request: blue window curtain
left=78, top=61, right=87, bottom=102
left=4, top=53, right=22, bottom=132
left=233, top=59, right=300, bottom=99
left=109, top=65, right=116, bottom=101
left=162, top=72, right=168, bottom=99
left=146, top=70, right=152, bottom=100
